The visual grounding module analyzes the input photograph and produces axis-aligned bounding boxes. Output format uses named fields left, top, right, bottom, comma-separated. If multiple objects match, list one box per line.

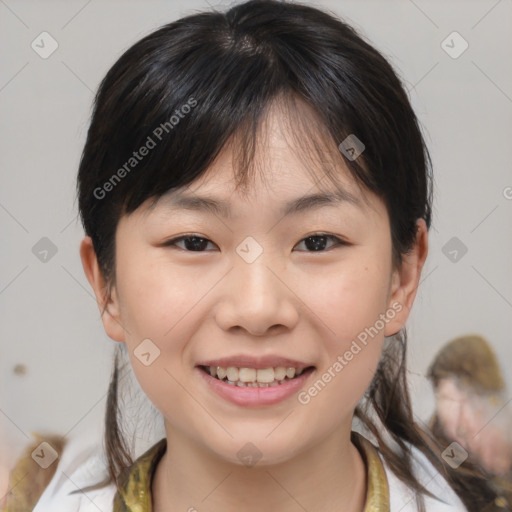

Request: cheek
left=297, top=254, right=391, bottom=349
left=115, top=249, right=206, bottom=344
left=114, top=255, right=209, bottom=423
left=113, top=250, right=210, bottom=398
left=437, top=400, right=459, bottom=436
left=294, top=256, right=391, bottom=412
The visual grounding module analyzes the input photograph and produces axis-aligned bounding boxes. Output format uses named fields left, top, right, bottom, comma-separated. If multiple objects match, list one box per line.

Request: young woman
left=6, top=0, right=499, bottom=510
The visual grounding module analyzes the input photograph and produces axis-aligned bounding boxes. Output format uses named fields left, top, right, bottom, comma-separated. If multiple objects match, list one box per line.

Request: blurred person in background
left=428, top=333, right=512, bottom=511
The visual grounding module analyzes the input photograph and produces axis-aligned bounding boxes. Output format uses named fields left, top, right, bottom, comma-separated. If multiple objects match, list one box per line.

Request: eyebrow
left=160, top=188, right=362, bottom=219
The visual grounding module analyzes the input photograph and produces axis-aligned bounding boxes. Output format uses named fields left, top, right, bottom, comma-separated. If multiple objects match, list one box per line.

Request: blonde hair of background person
left=3, top=1, right=502, bottom=511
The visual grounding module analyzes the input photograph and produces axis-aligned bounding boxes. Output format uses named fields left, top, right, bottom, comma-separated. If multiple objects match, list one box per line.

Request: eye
left=294, top=233, right=347, bottom=252
left=163, top=234, right=217, bottom=252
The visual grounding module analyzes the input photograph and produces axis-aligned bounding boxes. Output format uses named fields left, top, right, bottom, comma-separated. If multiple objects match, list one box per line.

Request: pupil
left=185, top=236, right=208, bottom=251
left=305, top=235, right=327, bottom=251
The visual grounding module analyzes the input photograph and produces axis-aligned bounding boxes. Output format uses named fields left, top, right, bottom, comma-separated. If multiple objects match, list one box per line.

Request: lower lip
left=196, top=366, right=315, bottom=407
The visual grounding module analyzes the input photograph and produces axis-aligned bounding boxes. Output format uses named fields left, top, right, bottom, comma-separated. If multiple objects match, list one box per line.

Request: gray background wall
left=1, top=0, right=511, bottom=494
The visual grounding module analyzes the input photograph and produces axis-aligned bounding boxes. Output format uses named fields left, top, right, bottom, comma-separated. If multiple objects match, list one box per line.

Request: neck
left=152, top=423, right=367, bottom=512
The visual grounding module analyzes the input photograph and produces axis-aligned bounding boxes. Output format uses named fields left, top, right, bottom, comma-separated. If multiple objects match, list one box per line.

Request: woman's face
left=83, top=107, right=425, bottom=467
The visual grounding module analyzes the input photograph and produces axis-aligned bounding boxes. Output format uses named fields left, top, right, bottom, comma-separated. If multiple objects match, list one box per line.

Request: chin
left=205, top=433, right=304, bottom=469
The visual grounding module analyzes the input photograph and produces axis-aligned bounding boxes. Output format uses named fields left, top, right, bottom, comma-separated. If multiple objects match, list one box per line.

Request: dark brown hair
left=76, top=1, right=496, bottom=509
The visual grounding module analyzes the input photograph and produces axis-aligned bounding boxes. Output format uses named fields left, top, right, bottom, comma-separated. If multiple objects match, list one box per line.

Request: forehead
left=149, top=152, right=374, bottom=222
left=437, top=378, right=465, bottom=398
left=147, top=99, right=378, bottom=217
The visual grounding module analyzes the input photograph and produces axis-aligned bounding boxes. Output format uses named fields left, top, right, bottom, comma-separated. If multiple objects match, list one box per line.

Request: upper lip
left=197, top=355, right=314, bottom=370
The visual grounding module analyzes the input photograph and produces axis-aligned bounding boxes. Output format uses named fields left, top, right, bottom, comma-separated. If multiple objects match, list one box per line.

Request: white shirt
left=33, top=434, right=468, bottom=512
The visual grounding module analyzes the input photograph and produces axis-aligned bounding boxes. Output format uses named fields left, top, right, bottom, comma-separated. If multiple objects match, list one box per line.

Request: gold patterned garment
left=113, top=430, right=390, bottom=512
left=2, top=433, right=67, bottom=512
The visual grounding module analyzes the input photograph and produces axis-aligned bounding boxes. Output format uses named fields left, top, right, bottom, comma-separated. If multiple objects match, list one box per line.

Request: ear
left=384, top=218, right=429, bottom=336
left=79, top=236, right=126, bottom=342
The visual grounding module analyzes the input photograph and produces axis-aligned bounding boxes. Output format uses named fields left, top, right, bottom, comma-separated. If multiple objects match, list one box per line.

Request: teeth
left=239, top=367, right=257, bottom=383
left=286, top=367, right=296, bottom=379
left=274, top=366, right=287, bottom=380
left=204, top=365, right=309, bottom=385
left=226, top=367, right=239, bottom=381
left=236, top=381, right=272, bottom=388
left=256, top=368, right=274, bottom=383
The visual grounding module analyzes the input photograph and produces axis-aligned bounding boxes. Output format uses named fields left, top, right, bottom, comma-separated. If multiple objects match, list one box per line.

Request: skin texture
left=80, top=105, right=428, bottom=512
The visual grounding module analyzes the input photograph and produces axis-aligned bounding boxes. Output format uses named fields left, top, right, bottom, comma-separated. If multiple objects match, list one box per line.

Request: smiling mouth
left=198, top=365, right=315, bottom=388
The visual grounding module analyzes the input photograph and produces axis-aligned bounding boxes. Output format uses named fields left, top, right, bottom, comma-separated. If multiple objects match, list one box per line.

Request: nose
left=214, top=252, right=300, bottom=336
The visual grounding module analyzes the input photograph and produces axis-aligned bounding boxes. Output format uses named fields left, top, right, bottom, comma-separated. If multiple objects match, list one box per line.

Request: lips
left=196, top=364, right=316, bottom=406
left=194, top=355, right=316, bottom=406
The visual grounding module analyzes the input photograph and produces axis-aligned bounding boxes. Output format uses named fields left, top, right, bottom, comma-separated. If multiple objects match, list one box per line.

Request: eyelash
left=162, top=233, right=349, bottom=253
